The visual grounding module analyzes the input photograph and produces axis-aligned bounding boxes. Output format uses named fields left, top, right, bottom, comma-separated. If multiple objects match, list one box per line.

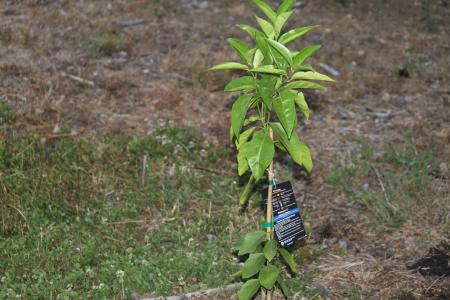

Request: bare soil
left=1, top=0, right=449, bottom=299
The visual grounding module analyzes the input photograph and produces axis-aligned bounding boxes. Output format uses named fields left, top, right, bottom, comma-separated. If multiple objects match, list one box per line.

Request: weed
left=421, top=0, right=440, bottom=32
left=153, top=8, right=166, bottom=18
left=60, top=124, right=72, bottom=134
left=0, top=96, right=17, bottom=124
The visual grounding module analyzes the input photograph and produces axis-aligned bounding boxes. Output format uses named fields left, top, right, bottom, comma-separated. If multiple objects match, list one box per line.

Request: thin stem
left=265, top=128, right=274, bottom=300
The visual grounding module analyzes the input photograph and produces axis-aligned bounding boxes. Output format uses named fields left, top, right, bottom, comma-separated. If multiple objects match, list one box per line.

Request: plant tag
left=260, top=181, right=307, bottom=248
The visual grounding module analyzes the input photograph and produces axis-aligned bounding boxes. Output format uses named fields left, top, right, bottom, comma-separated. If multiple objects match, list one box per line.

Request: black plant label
left=260, top=181, right=307, bottom=248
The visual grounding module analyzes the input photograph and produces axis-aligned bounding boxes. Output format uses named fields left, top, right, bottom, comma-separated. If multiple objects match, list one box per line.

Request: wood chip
left=140, top=283, right=242, bottom=300
left=321, top=261, right=365, bottom=271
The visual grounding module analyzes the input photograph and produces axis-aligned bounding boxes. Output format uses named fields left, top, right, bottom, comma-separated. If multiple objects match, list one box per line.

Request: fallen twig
left=168, top=72, right=193, bottom=83
left=365, top=109, right=407, bottom=118
left=328, top=205, right=346, bottom=211
left=45, top=84, right=53, bottom=100
left=39, top=132, right=82, bottom=140
left=141, top=155, right=147, bottom=186
left=321, top=261, right=365, bottom=271
left=141, top=283, right=243, bottom=300
left=338, top=204, right=368, bottom=210
left=319, top=62, right=340, bottom=77
left=112, top=19, right=145, bottom=27
left=8, top=205, right=29, bottom=227
left=107, top=218, right=175, bottom=225
left=193, top=166, right=234, bottom=175
left=61, top=72, right=94, bottom=86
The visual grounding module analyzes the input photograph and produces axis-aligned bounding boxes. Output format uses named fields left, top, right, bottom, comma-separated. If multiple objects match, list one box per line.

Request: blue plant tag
left=260, top=180, right=307, bottom=248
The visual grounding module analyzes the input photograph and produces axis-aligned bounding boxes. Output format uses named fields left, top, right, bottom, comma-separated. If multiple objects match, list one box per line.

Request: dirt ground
left=1, top=0, right=450, bottom=299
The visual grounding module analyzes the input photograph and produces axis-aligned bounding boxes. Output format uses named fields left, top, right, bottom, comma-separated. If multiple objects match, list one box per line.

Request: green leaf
left=225, top=77, right=256, bottom=92
left=278, top=248, right=298, bottom=274
left=291, top=71, right=336, bottom=82
left=239, top=175, right=254, bottom=204
left=248, top=95, right=260, bottom=109
left=231, top=93, right=253, bottom=140
left=274, top=140, right=287, bottom=152
left=277, top=276, right=289, bottom=297
left=244, top=48, right=258, bottom=65
left=239, top=231, right=267, bottom=255
left=254, top=245, right=264, bottom=254
left=237, top=141, right=250, bottom=175
left=269, top=45, right=288, bottom=70
left=208, top=62, right=249, bottom=71
left=277, top=0, right=295, bottom=15
left=238, top=279, right=260, bottom=300
left=237, top=24, right=265, bottom=40
left=253, top=49, right=265, bottom=68
left=284, top=81, right=325, bottom=90
left=250, top=67, right=287, bottom=76
left=246, top=131, right=274, bottom=180
left=292, top=45, right=321, bottom=65
left=228, top=38, right=250, bottom=64
left=278, top=25, right=320, bottom=45
left=256, top=37, right=273, bottom=65
left=266, top=39, right=293, bottom=66
left=275, top=76, right=282, bottom=89
left=244, top=116, right=262, bottom=126
left=232, top=269, right=243, bottom=278
left=270, top=122, right=313, bottom=171
left=257, top=75, right=277, bottom=109
left=254, top=14, right=275, bottom=39
left=230, top=125, right=235, bottom=141
left=274, top=10, right=295, bottom=35
left=252, top=0, right=276, bottom=23
left=237, top=127, right=257, bottom=150
left=292, top=64, right=315, bottom=72
left=291, top=91, right=309, bottom=120
left=274, top=89, right=297, bottom=139
left=263, top=239, right=278, bottom=261
left=242, top=253, right=265, bottom=278
left=259, top=265, right=279, bottom=290
left=232, top=235, right=245, bottom=249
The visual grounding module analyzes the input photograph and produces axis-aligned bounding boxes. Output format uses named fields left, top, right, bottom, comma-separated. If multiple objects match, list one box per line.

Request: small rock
left=338, top=241, right=348, bottom=250
left=374, top=250, right=394, bottom=259
left=131, top=291, right=140, bottom=300
left=382, top=92, right=391, bottom=101
left=2, top=8, right=15, bottom=15
left=310, top=281, right=331, bottom=296
left=206, top=234, right=217, bottom=242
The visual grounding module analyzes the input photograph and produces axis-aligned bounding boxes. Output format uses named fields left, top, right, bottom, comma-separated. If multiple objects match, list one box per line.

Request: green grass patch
left=0, top=121, right=256, bottom=299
